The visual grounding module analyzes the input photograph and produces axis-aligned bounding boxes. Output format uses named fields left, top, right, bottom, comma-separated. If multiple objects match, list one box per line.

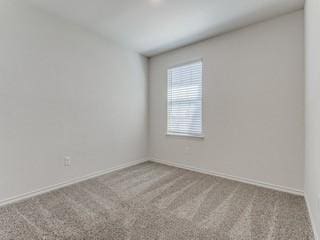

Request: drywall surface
left=0, top=0, right=148, bottom=202
left=149, top=11, right=305, bottom=192
left=305, top=0, right=320, bottom=238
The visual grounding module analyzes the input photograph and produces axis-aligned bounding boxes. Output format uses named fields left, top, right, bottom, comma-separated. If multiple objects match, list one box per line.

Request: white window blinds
left=167, top=61, right=203, bottom=137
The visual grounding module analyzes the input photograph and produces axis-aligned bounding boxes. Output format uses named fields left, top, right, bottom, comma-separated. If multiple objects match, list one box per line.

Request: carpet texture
left=0, top=162, right=314, bottom=240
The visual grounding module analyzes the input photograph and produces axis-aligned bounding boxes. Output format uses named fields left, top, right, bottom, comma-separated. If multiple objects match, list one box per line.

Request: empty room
left=0, top=0, right=319, bottom=239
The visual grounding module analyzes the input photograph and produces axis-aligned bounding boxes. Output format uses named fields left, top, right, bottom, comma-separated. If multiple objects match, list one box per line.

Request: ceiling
left=27, top=0, right=304, bottom=57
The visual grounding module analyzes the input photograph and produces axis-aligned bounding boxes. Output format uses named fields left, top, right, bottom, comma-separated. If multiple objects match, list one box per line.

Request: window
left=167, top=60, right=203, bottom=137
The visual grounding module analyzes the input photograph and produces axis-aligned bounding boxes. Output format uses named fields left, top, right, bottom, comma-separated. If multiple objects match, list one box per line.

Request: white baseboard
left=151, top=158, right=304, bottom=196
left=305, top=194, right=319, bottom=240
left=0, top=158, right=148, bottom=207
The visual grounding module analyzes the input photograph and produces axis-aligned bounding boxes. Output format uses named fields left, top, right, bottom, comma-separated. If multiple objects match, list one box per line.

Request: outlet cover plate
left=64, top=156, right=71, bottom=167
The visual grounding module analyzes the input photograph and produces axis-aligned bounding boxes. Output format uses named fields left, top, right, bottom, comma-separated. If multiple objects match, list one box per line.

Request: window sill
left=166, top=132, right=205, bottom=139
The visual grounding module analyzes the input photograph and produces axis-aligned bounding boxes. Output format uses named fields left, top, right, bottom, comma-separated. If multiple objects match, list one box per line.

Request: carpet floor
left=0, top=162, right=314, bottom=240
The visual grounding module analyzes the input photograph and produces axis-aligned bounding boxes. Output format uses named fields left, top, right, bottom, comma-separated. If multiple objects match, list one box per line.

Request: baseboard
left=0, top=158, right=148, bottom=207
left=305, top=194, right=319, bottom=240
left=151, top=158, right=304, bottom=196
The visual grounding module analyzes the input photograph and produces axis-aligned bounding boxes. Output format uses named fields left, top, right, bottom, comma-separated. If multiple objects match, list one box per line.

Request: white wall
left=149, top=11, right=305, bottom=193
left=0, top=0, right=148, bottom=203
left=305, top=0, right=320, bottom=238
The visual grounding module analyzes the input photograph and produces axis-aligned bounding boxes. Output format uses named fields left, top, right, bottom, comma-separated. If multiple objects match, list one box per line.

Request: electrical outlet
left=64, top=156, right=71, bottom=167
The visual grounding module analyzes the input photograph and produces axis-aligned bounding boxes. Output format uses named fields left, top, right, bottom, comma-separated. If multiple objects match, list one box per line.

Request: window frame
left=166, top=59, right=204, bottom=139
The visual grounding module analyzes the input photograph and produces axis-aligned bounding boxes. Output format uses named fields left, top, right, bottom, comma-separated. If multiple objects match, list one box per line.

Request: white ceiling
left=27, top=0, right=304, bottom=57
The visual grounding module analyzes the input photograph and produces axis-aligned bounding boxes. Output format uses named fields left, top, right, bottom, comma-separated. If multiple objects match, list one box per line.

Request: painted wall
left=305, top=0, right=320, bottom=238
left=0, top=0, right=148, bottom=203
left=149, top=11, right=305, bottom=193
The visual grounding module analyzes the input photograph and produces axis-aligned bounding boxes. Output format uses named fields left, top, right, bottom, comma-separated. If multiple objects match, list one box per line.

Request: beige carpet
left=0, top=162, right=314, bottom=240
